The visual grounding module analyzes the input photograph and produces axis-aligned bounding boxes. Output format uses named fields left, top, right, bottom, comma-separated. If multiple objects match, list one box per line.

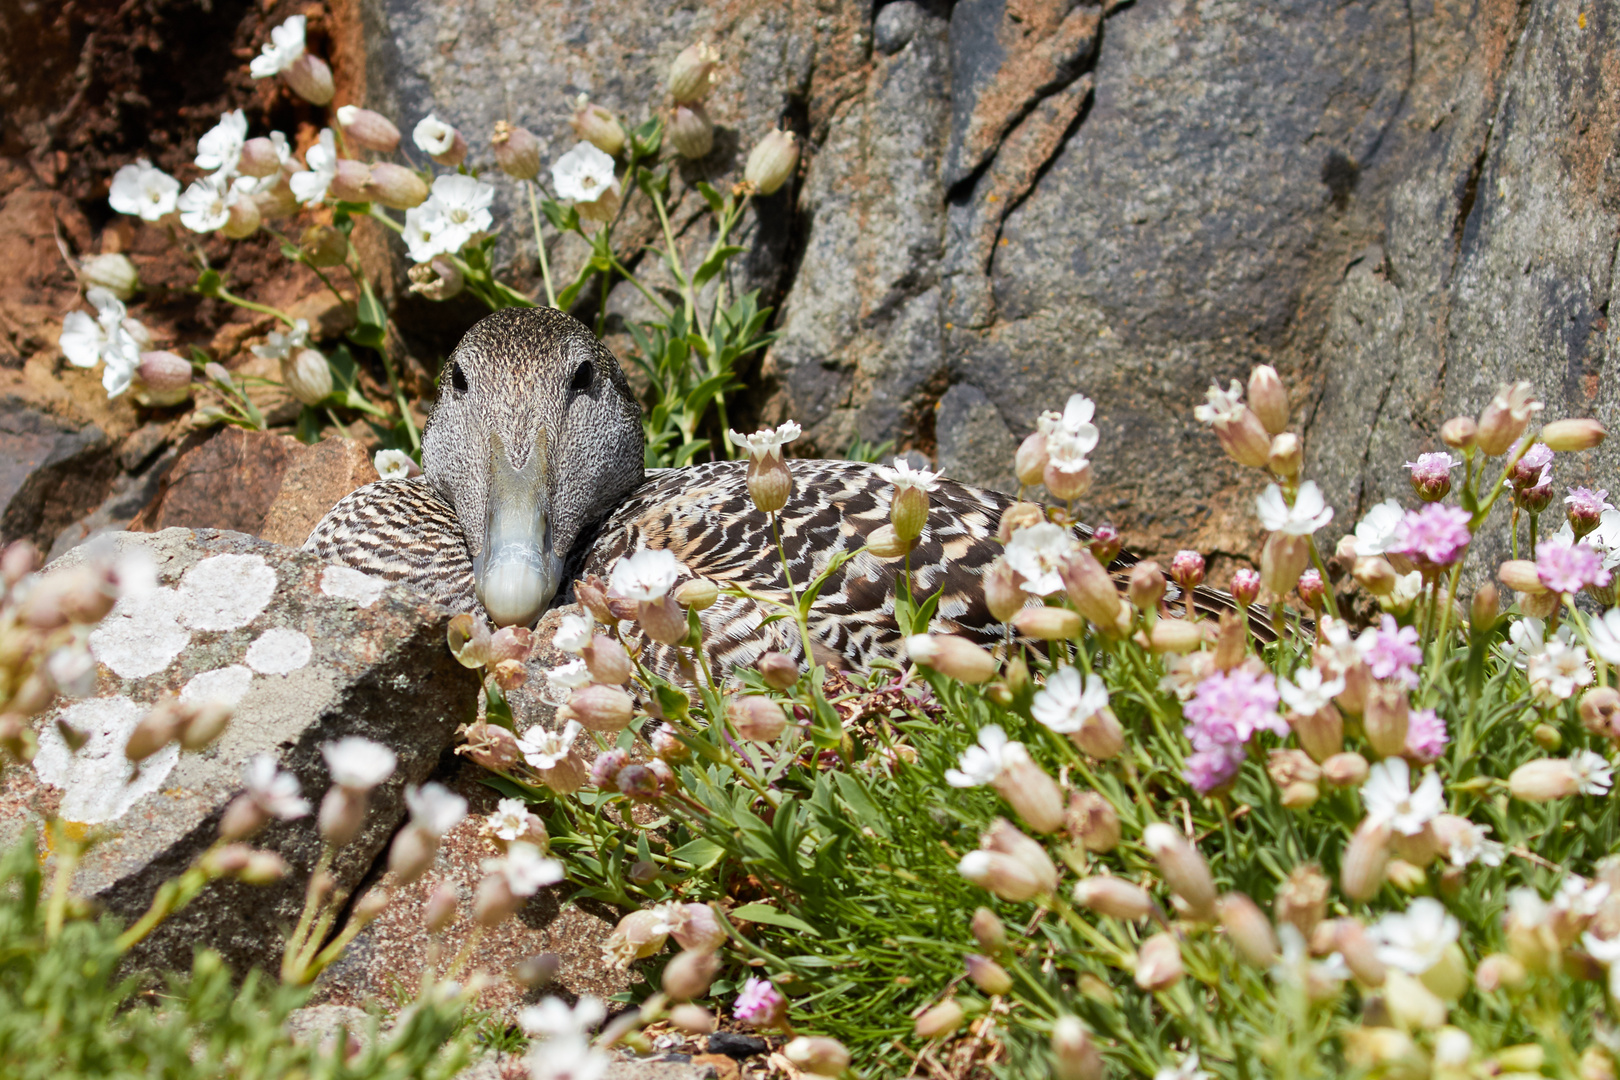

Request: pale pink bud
left=239, top=850, right=289, bottom=885
left=388, top=824, right=437, bottom=884
left=1508, top=758, right=1584, bottom=800
left=1474, top=952, right=1526, bottom=993
left=576, top=576, right=614, bottom=623
left=1215, top=406, right=1274, bottom=467
left=669, top=1004, right=716, bottom=1034
left=905, top=634, right=998, bottom=683
left=963, top=953, right=1013, bottom=996
left=1261, top=532, right=1311, bottom=599
left=1072, top=707, right=1125, bottom=760
left=473, top=874, right=521, bottom=927
left=566, top=684, right=634, bottom=732
left=124, top=704, right=183, bottom=762
left=1274, top=864, right=1329, bottom=939
left=1218, top=892, right=1278, bottom=966
left=866, top=523, right=912, bottom=559
left=424, top=883, right=458, bottom=933
left=1012, top=606, right=1081, bottom=640
left=337, top=106, right=400, bottom=152
left=636, top=595, right=688, bottom=645
left=1320, top=750, right=1369, bottom=787
left=913, top=998, right=965, bottom=1040
left=329, top=158, right=371, bottom=202
left=1476, top=381, right=1541, bottom=456
left=744, top=129, right=798, bottom=196
left=757, top=652, right=800, bottom=690
left=429, top=129, right=467, bottom=168
left=238, top=137, right=283, bottom=177
left=668, top=104, right=714, bottom=160
left=1072, top=877, right=1155, bottom=920
left=668, top=43, right=720, bottom=103
left=1128, top=562, right=1166, bottom=611
left=571, top=101, right=626, bottom=156
left=745, top=453, right=793, bottom=512
left=984, top=559, right=1027, bottom=623
left=1441, top=416, right=1477, bottom=451
left=1335, top=917, right=1387, bottom=986
left=1133, top=932, right=1183, bottom=990
left=1051, top=1017, right=1105, bottom=1080
left=1290, top=702, right=1343, bottom=762
left=281, top=348, right=333, bottom=406
left=1269, top=432, right=1303, bottom=477
left=1043, top=458, right=1092, bottom=501
left=992, top=742, right=1065, bottom=833
left=1148, top=618, right=1201, bottom=654
left=958, top=849, right=1043, bottom=902
left=1581, top=687, right=1620, bottom=739
left=672, top=902, right=726, bottom=952
left=1230, top=567, right=1261, bottom=606
left=784, top=1036, right=850, bottom=1077
left=318, top=786, right=369, bottom=848
left=1363, top=682, right=1410, bottom=759
left=970, top=907, right=1007, bottom=955
left=136, top=350, right=193, bottom=406
left=354, top=887, right=390, bottom=923
left=1248, top=365, right=1289, bottom=434
left=490, top=121, right=541, bottom=179
left=1143, top=823, right=1216, bottom=920
left=727, top=695, right=789, bottom=742
left=583, top=635, right=632, bottom=685
left=1059, top=547, right=1122, bottom=628
left=662, top=947, right=720, bottom=1001
left=1065, top=791, right=1120, bottom=852
left=178, top=701, right=231, bottom=751
left=672, top=578, right=718, bottom=610
left=219, top=794, right=270, bottom=842
left=1541, top=418, right=1606, bottom=452
left=366, top=163, right=429, bottom=209
left=1353, top=556, right=1397, bottom=596
left=283, top=53, right=334, bottom=105
left=1340, top=819, right=1391, bottom=901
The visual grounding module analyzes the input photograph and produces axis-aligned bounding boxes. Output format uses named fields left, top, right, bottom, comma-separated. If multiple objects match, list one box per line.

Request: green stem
left=306, top=260, right=354, bottom=315
left=609, top=255, right=673, bottom=319
left=771, top=511, right=818, bottom=665
left=367, top=205, right=404, bottom=234
left=526, top=180, right=558, bottom=309
left=214, top=287, right=295, bottom=327
left=1306, top=537, right=1341, bottom=620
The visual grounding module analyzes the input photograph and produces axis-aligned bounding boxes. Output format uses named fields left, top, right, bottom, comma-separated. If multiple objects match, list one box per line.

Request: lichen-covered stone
left=10, top=527, right=479, bottom=978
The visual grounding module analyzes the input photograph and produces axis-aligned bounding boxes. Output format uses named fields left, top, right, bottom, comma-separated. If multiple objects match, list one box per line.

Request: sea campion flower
left=1155, top=1052, right=1214, bottom=1080
left=323, top=737, right=397, bottom=790
left=249, top=14, right=306, bottom=77
left=402, top=174, right=496, bottom=263
left=1278, top=667, right=1345, bottom=715
left=1037, top=393, right=1101, bottom=449
left=290, top=129, right=338, bottom=205
left=60, top=287, right=141, bottom=396
left=518, top=995, right=606, bottom=1040
left=1030, top=667, right=1110, bottom=734
left=242, top=754, right=311, bottom=819
left=1571, top=750, right=1614, bottom=795
left=1387, top=504, right=1472, bottom=570
left=545, top=659, right=593, bottom=697
left=249, top=319, right=310, bottom=363
left=876, top=458, right=939, bottom=492
left=553, top=613, right=593, bottom=655
left=728, top=421, right=801, bottom=462
left=1405, top=452, right=1458, bottom=501
left=517, top=718, right=583, bottom=770
left=177, top=174, right=235, bottom=232
left=1432, top=814, right=1503, bottom=868
left=195, top=109, right=248, bottom=176
left=1193, top=379, right=1271, bottom=467
left=609, top=548, right=682, bottom=603
left=1255, top=481, right=1334, bottom=535
left=1357, top=615, right=1422, bottom=687
left=1534, top=535, right=1611, bottom=595
left=1360, top=757, right=1442, bottom=836
left=404, top=782, right=467, bottom=838
left=1404, top=708, right=1447, bottom=763
left=1004, top=522, right=1078, bottom=596
left=1369, top=897, right=1460, bottom=974
left=1351, top=499, right=1406, bottom=557
left=945, top=725, right=1011, bottom=788
left=1566, top=487, right=1615, bottom=540
left=374, top=449, right=418, bottom=480
left=1587, top=608, right=1620, bottom=666
left=487, top=797, right=546, bottom=844
left=1526, top=639, right=1593, bottom=703
left=551, top=141, right=620, bottom=218
left=108, top=159, right=180, bottom=221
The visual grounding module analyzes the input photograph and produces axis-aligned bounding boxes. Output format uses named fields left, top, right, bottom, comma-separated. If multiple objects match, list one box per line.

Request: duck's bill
left=473, top=431, right=562, bottom=628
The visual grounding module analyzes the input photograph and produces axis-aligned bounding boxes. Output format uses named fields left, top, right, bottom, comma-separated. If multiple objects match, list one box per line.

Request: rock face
left=354, top=0, right=1620, bottom=567
left=13, top=528, right=478, bottom=977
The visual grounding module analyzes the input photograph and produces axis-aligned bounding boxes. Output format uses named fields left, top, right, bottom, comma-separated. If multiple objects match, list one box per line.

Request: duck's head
left=422, top=307, right=644, bottom=628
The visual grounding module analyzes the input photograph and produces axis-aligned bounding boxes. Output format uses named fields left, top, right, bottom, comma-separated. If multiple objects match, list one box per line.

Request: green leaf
left=357, top=279, right=388, bottom=329
left=195, top=269, right=222, bottom=297
left=730, top=903, right=819, bottom=936
left=294, top=406, right=323, bottom=445
left=668, top=838, right=725, bottom=871
left=279, top=243, right=302, bottom=262
left=696, top=181, right=725, bottom=215
left=693, top=244, right=745, bottom=289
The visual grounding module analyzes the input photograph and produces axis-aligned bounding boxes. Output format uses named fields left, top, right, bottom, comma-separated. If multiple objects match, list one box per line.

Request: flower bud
left=1477, top=382, right=1540, bottom=456
left=1332, top=917, right=1387, bottom=986
left=239, top=850, right=289, bottom=885
left=580, top=635, right=630, bottom=686
left=727, top=695, right=789, bottom=742
left=1072, top=877, right=1155, bottom=921
left=636, top=595, right=689, bottom=645
left=318, top=786, right=369, bottom=848
left=1385, top=969, right=1447, bottom=1031
left=1065, top=791, right=1119, bottom=852
left=200, top=843, right=254, bottom=878
left=366, top=163, right=429, bottom=209
left=178, top=701, right=231, bottom=751
left=1085, top=524, right=1121, bottom=567
left=1473, top=952, right=1526, bottom=993
left=1363, top=682, right=1410, bottom=759
left=1148, top=618, right=1201, bottom=654
left=905, top=634, right=997, bottom=683
left=891, top=486, right=931, bottom=542
left=1320, top=750, right=1369, bottom=787
left=756, top=652, right=800, bottom=691
left=1051, top=1017, right=1105, bottom=1080
left=1043, top=458, right=1093, bottom=502
left=1072, top=707, right=1125, bottom=760
left=328, top=158, right=372, bottom=203
left=1230, top=567, right=1260, bottom=607
left=408, top=256, right=465, bottom=301
left=1508, top=757, right=1582, bottom=800
left=1497, top=559, right=1545, bottom=593
left=668, top=104, right=714, bottom=160
left=489, top=121, right=541, bottom=179
left=1143, top=823, right=1216, bottom=920
left=1288, top=701, right=1343, bottom=763
left=913, top=999, right=964, bottom=1040
left=219, top=794, right=270, bottom=842
left=992, top=742, right=1065, bottom=833
left=575, top=576, right=614, bottom=623
left=333, top=105, right=399, bottom=153
left=668, top=43, right=720, bottom=103
left=745, top=129, right=799, bottom=196
left=1260, top=531, right=1311, bottom=599
left=784, top=1036, right=851, bottom=1077
left=1269, top=432, right=1303, bottom=477
left=135, top=350, right=193, bottom=406
left=238, top=137, right=283, bottom=177
left=1215, top=406, right=1274, bottom=468
left=662, top=947, right=720, bottom=1001
left=1438, top=416, right=1476, bottom=452
left=1134, top=932, right=1183, bottom=990
left=1340, top=819, right=1391, bottom=901
left=970, top=907, right=1007, bottom=955
left=1532, top=722, right=1561, bottom=750
left=669, top=1004, right=716, bottom=1034
left=1581, top=687, right=1620, bottom=738
left=388, top=824, right=437, bottom=884
left=540, top=752, right=589, bottom=795
left=425, top=126, right=467, bottom=168
left=79, top=252, right=139, bottom=301
left=1012, top=606, right=1082, bottom=641
left=125, top=705, right=182, bottom=762
left=299, top=224, right=348, bottom=268
left=1218, top=892, right=1279, bottom=966
left=1059, top=548, right=1122, bottom=629
left=964, top=953, right=1013, bottom=996
left=1296, top=568, right=1326, bottom=611
left=1420, top=942, right=1470, bottom=1001
left=280, top=348, right=333, bottom=407
left=1014, top=432, right=1049, bottom=486
left=473, top=873, right=522, bottom=926
left=1248, top=365, right=1290, bottom=434
left=569, top=99, right=625, bottom=156
left=1128, top=562, right=1166, bottom=612
left=1541, top=418, right=1606, bottom=452
left=279, top=50, right=333, bottom=103
left=566, top=684, right=634, bottom=733
left=424, top=883, right=458, bottom=933
left=982, top=559, right=1026, bottom=624
left=1169, top=550, right=1205, bottom=590
left=672, top=578, right=718, bottom=611
left=863, top=523, right=912, bottom=559
left=745, top=453, right=793, bottom=513
left=997, top=502, right=1046, bottom=543
left=1274, top=864, right=1329, bottom=939
left=1353, top=556, right=1397, bottom=596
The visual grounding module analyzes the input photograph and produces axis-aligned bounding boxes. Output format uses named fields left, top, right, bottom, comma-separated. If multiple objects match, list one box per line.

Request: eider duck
left=306, top=307, right=1241, bottom=675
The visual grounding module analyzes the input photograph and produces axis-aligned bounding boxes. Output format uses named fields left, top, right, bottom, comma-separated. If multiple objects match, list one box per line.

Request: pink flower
left=733, top=977, right=786, bottom=1027
left=1183, top=667, right=1284, bottom=754
left=1404, top=452, right=1457, bottom=501
left=1566, top=487, right=1615, bottom=538
left=1405, top=709, right=1448, bottom=764
left=1536, top=536, right=1612, bottom=594
left=1183, top=747, right=1244, bottom=794
left=1388, top=504, right=1472, bottom=569
left=1510, top=441, right=1554, bottom=489
left=1230, top=568, right=1260, bottom=606
left=1358, top=616, right=1422, bottom=687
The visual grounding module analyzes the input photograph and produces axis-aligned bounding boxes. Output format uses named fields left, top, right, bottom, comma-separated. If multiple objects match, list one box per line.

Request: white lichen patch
left=246, top=627, right=313, bottom=675
left=88, top=586, right=192, bottom=678
left=178, top=554, right=278, bottom=631
left=320, top=565, right=386, bottom=608
left=35, top=696, right=180, bottom=824
left=180, top=665, right=255, bottom=706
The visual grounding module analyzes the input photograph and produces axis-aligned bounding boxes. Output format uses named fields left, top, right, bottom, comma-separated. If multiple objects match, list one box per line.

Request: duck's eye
left=570, top=359, right=593, bottom=395
left=449, top=362, right=468, bottom=395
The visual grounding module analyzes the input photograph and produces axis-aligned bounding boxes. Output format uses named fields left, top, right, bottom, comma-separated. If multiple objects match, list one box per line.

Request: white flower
left=1155, top=1052, right=1213, bottom=1080
left=527, top=1036, right=610, bottom=1080
left=1159, top=649, right=1215, bottom=701
left=1351, top=499, right=1407, bottom=557
left=518, top=995, right=606, bottom=1040
left=1029, top=666, right=1109, bottom=735
left=250, top=14, right=306, bottom=78
left=488, top=797, right=539, bottom=841
left=550, top=141, right=619, bottom=205
left=240, top=131, right=294, bottom=194
left=1003, top=522, right=1078, bottom=597
left=321, top=736, right=397, bottom=791
left=289, top=129, right=338, bottom=204
left=422, top=173, right=494, bottom=252
left=249, top=318, right=311, bottom=362
left=1437, top=816, right=1503, bottom=868
left=545, top=659, right=594, bottom=694
left=608, top=547, right=683, bottom=602
left=1583, top=932, right=1620, bottom=1000
left=374, top=449, right=416, bottom=480
left=1311, top=616, right=1362, bottom=680
left=60, top=288, right=142, bottom=397
left=1360, top=757, right=1443, bottom=836
left=412, top=114, right=458, bottom=157
left=727, top=421, right=801, bottom=462
left=1526, top=639, right=1592, bottom=703
left=1046, top=429, right=1094, bottom=474
left=1555, top=511, right=1620, bottom=571
left=1369, top=897, right=1460, bottom=975
left=242, top=753, right=310, bottom=819
left=518, top=719, right=583, bottom=770
left=1555, top=875, right=1611, bottom=919
left=196, top=109, right=248, bottom=176
left=108, top=159, right=180, bottom=221
left=1193, top=380, right=1244, bottom=425
left=875, top=457, right=940, bottom=492
left=1570, top=749, right=1614, bottom=796
left=1256, top=481, right=1334, bottom=535
left=1277, top=667, right=1345, bottom=714
left=403, top=203, right=453, bottom=264
left=177, top=174, right=232, bottom=233
left=482, top=840, right=563, bottom=896
left=405, top=781, right=467, bottom=837
left=945, top=724, right=1011, bottom=788
left=553, top=613, right=594, bottom=654
left=1506, top=887, right=1550, bottom=930
left=1037, top=393, right=1101, bottom=448
left=1587, top=608, right=1620, bottom=666
left=1387, top=570, right=1424, bottom=611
